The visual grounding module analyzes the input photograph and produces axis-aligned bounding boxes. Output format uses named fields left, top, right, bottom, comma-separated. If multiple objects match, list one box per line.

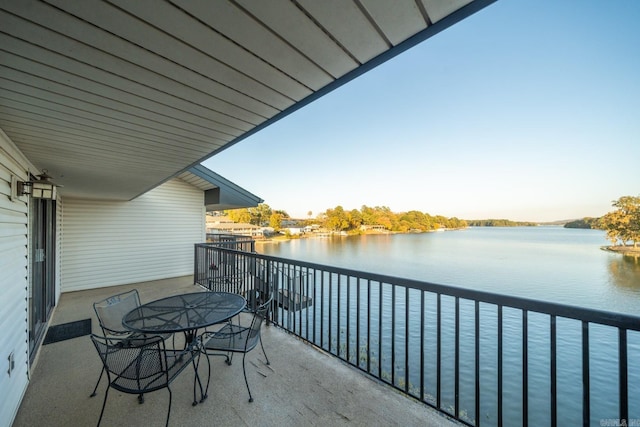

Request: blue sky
left=203, top=0, right=640, bottom=222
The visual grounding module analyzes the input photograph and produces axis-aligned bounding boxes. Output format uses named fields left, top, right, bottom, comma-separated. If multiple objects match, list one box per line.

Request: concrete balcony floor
left=14, top=277, right=461, bottom=427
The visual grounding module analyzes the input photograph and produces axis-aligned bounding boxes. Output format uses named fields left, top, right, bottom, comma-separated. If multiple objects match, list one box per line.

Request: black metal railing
left=194, top=235, right=255, bottom=294
left=194, top=242, right=640, bottom=427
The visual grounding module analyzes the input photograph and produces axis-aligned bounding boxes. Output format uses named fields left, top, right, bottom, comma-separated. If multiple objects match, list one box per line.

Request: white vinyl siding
left=61, top=178, right=205, bottom=292
left=0, top=131, right=30, bottom=427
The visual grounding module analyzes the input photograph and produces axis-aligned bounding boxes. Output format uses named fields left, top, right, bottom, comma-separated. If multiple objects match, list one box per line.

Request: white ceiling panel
left=422, top=0, right=475, bottom=24
left=297, top=0, right=389, bottom=64
left=360, top=0, right=428, bottom=45
left=235, top=0, right=359, bottom=78
left=0, top=69, right=237, bottom=141
left=108, top=0, right=313, bottom=100
left=44, top=0, right=295, bottom=110
left=1, top=7, right=279, bottom=118
left=0, top=88, right=221, bottom=150
left=172, top=0, right=333, bottom=91
left=0, top=0, right=496, bottom=201
left=0, top=32, right=256, bottom=131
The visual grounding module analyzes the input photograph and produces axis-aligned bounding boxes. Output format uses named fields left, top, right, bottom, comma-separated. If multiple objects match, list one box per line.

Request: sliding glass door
left=28, top=198, right=56, bottom=362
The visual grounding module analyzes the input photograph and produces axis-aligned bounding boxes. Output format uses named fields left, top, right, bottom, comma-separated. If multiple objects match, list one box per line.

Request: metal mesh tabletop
left=122, top=292, right=246, bottom=334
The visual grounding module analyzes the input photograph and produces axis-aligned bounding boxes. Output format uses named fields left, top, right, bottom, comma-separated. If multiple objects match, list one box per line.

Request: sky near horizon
left=203, top=0, right=640, bottom=222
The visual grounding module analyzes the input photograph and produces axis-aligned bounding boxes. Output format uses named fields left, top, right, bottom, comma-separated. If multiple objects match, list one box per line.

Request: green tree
left=360, top=205, right=395, bottom=230
left=248, top=203, right=272, bottom=226
left=600, top=196, right=640, bottom=248
left=224, top=208, right=251, bottom=223
left=398, top=210, right=434, bottom=231
left=360, top=205, right=377, bottom=225
left=325, top=206, right=350, bottom=231
left=269, top=212, right=284, bottom=230
left=349, top=209, right=363, bottom=229
left=274, top=209, right=290, bottom=218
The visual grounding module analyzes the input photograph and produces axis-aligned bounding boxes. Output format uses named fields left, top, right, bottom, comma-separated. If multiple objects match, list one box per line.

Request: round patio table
left=122, top=291, right=246, bottom=342
left=122, top=291, right=246, bottom=404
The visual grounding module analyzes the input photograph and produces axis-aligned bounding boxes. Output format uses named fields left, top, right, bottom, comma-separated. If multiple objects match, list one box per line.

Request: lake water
left=257, top=226, right=640, bottom=315
left=257, top=227, right=640, bottom=425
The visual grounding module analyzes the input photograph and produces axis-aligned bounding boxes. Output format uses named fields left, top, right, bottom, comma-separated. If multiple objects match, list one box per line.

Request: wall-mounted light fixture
left=16, top=170, right=58, bottom=200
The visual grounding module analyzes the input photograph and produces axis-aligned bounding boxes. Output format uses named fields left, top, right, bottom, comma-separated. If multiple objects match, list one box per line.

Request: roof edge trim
left=188, top=164, right=263, bottom=205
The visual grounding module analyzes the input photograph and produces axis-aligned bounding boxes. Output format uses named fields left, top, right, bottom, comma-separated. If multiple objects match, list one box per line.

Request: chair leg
left=96, top=385, right=109, bottom=427
left=242, top=353, right=253, bottom=402
left=203, top=349, right=212, bottom=402
left=90, top=367, right=105, bottom=397
left=191, top=353, right=201, bottom=406
left=259, top=336, right=270, bottom=365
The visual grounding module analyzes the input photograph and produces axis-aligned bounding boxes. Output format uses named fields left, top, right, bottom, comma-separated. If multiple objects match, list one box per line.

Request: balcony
left=14, top=276, right=459, bottom=427
left=14, top=236, right=640, bottom=427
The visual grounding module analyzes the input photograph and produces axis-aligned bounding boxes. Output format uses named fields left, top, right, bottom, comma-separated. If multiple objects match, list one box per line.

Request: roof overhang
left=180, top=164, right=263, bottom=211
left=0, top=0, right=496, bottom=201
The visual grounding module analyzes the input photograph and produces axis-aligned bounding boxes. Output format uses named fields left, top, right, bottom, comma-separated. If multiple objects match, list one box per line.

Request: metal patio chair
left=90, top=289, right=172, bottom=400
left=242, top=279, right=272, bottom=312
left=207, top=261, right=246, bottom=294
left=90, top=334, right=197, bottom=427
left=200, top=296, right=272, bottom=402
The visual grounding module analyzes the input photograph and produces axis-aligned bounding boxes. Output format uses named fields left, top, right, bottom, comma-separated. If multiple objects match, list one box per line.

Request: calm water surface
left=258, top=226, right=640, bottom=315
left=258, top=226, right=640, bottom=425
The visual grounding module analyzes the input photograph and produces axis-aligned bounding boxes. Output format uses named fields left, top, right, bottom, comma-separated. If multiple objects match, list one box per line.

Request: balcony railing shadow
left=14, top=276, right=460, bottom=427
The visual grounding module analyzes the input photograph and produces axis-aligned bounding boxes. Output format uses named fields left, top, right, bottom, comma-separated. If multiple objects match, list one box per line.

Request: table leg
left=182, top=331, right=206, bottom=406
left=192, top=346, right=206, bottom=404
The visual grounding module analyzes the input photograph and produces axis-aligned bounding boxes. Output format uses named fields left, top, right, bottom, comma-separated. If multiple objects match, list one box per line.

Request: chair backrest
left=245, top=279, right=273, bottom=311
left=245, top=297, right=272, bottom=351
left=90, top=334, right=168, bottom=393
left=93, top=289, right=141, bottom=335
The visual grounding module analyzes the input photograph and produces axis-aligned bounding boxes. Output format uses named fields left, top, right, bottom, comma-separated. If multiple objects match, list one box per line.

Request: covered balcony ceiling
left=0, top=0, right=495, bottom=200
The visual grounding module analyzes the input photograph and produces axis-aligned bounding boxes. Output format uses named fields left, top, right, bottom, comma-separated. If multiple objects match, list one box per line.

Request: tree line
left=320, top=205, right=467, bottom=232
left=220, top=195, right=640, bottom=247
left=564, top=218, right=601, bottom=229
left=223, top=204, right=467, bottom=233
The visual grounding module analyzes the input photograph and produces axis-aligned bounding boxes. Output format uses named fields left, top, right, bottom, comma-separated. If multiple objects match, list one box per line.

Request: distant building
left=206, top=215, right=263, bottom=237
left=281, top=218, right=303, bottom=227
left=360, top=224, right=387, bottom=232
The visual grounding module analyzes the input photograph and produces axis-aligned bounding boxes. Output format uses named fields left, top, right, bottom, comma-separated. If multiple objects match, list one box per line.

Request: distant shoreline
left=254, top=228, right=465, bottom=244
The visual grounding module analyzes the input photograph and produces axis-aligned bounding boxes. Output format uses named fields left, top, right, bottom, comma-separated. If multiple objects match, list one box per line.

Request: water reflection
left=608, top=254, right=640, bottom=290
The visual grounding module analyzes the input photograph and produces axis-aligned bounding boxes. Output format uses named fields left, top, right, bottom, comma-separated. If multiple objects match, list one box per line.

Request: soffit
left=178, top=164, right=263, bottom=211
left=0, top=0, right=495, bottom=200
